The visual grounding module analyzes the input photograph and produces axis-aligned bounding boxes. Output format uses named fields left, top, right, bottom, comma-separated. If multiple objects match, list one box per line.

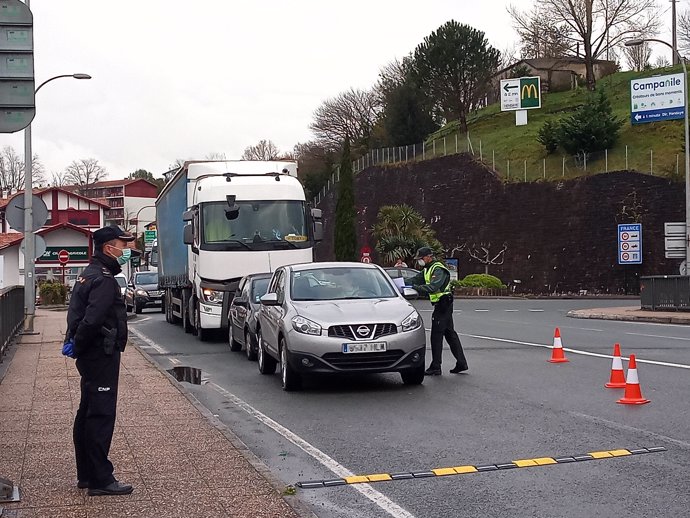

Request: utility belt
left=432, top=293, right=453, bottom=307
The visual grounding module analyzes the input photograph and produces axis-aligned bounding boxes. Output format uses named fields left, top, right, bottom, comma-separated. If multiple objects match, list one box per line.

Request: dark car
left=228, top=272, right=272, bottom=360
left=125, top=271, right=164, bottom=314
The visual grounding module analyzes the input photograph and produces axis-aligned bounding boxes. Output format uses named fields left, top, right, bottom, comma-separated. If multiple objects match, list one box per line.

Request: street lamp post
left=23, top=73, right=91, bottom=332
left=625, top=38, right=690, bottom=269
left=134, top=204, right=156, bottom=250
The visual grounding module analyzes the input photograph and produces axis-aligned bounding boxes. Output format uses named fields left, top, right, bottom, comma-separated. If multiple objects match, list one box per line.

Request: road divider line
left=129, top=328, right=167, bottom=355
left=625, top=332, right=690, bottom=341
left=463, top=333, right=690, bottom=369
left=296, top=447, right=665, bottom=489
left=208, top=382, right=415, bottom=518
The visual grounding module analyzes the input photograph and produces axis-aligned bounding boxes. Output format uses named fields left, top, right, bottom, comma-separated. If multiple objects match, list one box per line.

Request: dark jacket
left=66, top=251, right=128, bottom=357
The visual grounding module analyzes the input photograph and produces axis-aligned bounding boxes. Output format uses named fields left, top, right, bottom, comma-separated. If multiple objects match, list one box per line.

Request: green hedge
left=39, top=281, right=68, bottom=305
left=451, top=274, right=506, bottom=289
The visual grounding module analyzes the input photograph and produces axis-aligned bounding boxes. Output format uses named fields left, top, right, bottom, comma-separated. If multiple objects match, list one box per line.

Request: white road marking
left=528, top=309, right=544, bottom=312
left=569, top=412, right=690, bottom=450
left=462, top=333, right=690, bottom=370
left=475, top=309, right=489, bottom=312
left=129, top=328, right=167, bottom=355
left=504, top=309, right=519, bottom=312
left=209, top=382, right=415, bottom=518
left=626, top=332, right=690, bottom=342
left=133, top=317, right=150, bottom=323
left=169, top=358, right=181, bottom=365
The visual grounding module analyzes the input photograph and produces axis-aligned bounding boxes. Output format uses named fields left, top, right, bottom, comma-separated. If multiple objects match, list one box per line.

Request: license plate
left=342, top=342, right=387, bottom=354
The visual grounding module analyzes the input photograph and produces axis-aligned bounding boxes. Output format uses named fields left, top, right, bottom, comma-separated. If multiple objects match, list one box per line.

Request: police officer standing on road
left=408, top=246, right=468, bottom=376
left=65, top=225, right=135, bottom=496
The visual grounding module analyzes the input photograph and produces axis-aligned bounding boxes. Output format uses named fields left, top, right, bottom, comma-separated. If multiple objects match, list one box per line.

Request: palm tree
left=371, top=205, right=442, bottom=265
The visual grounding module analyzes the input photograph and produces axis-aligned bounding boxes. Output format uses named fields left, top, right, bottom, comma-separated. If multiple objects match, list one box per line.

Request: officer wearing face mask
left=65, top=225, right=135, bottom=496
left=408, top=246, right=468, bottom=376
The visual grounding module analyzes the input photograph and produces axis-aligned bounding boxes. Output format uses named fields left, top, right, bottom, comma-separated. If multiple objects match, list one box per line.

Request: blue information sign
left=618, top=224, right=642, bottom=265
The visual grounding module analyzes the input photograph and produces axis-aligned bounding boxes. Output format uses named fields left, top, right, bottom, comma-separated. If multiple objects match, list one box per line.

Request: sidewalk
left=568, top=306, right=690, bottom=325
left=0, top=309, right=312, bottom=518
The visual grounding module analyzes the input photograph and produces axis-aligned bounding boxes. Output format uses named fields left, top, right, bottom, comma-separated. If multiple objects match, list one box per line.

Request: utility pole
left=672, top=0, right=678, bottom=66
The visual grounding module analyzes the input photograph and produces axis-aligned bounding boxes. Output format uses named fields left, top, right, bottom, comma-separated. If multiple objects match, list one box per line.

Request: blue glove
left=62, top=338, right=76, bottom=359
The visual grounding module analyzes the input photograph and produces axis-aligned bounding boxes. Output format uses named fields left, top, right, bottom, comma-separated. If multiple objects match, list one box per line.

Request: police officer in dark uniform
left=408, top=246, right=469, bottom=376
left=65, top=225, right=135, bottom=496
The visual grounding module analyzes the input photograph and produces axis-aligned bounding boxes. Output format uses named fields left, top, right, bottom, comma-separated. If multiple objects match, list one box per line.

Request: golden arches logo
left=521, top=83, right=538, bottom=98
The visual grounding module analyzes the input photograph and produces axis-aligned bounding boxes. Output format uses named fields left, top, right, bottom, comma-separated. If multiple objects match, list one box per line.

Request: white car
left=257, top=262, right=426, bottom=391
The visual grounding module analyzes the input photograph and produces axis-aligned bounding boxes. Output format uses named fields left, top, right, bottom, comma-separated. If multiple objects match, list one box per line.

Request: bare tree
left=465, top=242, right=508, bottom=275
left=509, top=1, right=659, bottom=90
left=309, top=87, right=382, bottom=153
left=63, top=158, right=107, bottom=189
left=0, top=145, right=45, bottom=191
left=654, top=55, right=670, bottom=68
left=51, top=170, right=69, bottom=187
left=508, top=5, right=574, bottom=58
left=622, top=40, right=651, bottom=70
left=241, top=139, right=280, bottom=161
left=205, top=152, right=227, bottom=160
left=678, top=10, right=690, bottom=55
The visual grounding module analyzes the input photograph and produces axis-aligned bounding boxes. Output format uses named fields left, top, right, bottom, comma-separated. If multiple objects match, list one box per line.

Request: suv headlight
left=401, top=311, right=422, bottom=332
left=135, top=289, right=148, bottom=297
left=292, top=316, right=322, bottom=335
left=201, top=289, right=224, bottom=305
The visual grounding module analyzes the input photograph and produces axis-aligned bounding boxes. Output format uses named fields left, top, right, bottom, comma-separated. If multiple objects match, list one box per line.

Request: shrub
left=537, top=120, right=560, bottom=154
left=39, top=281, right=68, bottom=305
left=455, top=274, right=505, bottom=289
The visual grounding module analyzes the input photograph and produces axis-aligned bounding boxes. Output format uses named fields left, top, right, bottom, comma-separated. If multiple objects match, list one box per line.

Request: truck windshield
left=202, top=200, right=310, bottom=249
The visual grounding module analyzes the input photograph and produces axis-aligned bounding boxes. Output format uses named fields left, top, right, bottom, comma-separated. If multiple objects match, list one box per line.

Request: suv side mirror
left=260, top=293, right=280, bottom=306
left=311, top=208, right=323, bottom=242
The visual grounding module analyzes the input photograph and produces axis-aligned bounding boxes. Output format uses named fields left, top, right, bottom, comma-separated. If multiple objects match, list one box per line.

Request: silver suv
left=257, top=262, right=426, bottom=391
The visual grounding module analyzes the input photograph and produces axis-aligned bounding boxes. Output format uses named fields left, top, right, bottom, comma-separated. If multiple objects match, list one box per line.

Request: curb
left=567, top=310, right=690, bottom=325
left=130, top=340, right=319, bottom=518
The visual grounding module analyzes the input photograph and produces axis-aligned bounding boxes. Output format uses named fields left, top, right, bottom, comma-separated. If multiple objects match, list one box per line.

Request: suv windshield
left=291, top=267, right=398, bottom=301
left=202, top=200, right=309, bottom=250
left=135, top=272, right=158, bottom=285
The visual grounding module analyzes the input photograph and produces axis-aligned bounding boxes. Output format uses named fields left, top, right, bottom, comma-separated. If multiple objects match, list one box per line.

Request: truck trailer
left=156, top=160, right=322, bottom=340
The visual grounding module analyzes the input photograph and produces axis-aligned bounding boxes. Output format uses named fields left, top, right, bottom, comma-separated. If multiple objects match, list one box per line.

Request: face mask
left=108, top=245, right=132, bottom=265
left=417, top=259, right=426, bottom=267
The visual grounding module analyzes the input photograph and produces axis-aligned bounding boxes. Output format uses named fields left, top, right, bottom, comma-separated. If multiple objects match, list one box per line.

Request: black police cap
left=414, top=246, right=433, bottom=259
left=93, top=225, right=135, bottom=246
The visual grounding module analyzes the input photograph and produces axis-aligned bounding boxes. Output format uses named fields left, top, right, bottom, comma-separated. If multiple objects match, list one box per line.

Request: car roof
left=288, top=261, right=379, bottom=272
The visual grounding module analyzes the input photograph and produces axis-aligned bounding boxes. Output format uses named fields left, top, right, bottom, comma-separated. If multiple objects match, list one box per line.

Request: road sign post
left=0, top=0, right=35, bottom=133
left=618, top=224, right=642, bottom=265
left=630, top=73, right=685, bottom=125
left=500, top=76, right=541, bottom=126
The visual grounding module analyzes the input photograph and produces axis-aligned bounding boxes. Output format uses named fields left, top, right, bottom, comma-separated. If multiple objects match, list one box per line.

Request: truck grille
left=322, top=350, right=405, bottom=370
left=328, top=323, right=397, bottom=341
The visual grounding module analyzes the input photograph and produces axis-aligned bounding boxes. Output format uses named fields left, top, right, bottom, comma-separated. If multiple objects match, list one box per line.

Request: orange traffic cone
left=605, top=343, right=627, bottom=388
left=616, top=354, right=650, bottom=405
left=548, top=327, right=569, bottom=363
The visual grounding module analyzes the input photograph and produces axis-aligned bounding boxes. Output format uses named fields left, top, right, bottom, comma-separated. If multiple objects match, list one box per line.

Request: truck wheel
left=195, top=301, right=211, bottom=342
left=182, top=294, right=193, bottom=334
left=257, top=329, right=276, bottom=375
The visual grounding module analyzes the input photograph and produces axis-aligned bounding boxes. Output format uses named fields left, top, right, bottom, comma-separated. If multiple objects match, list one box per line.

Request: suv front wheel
left=257, top=329, right=277, bottom=375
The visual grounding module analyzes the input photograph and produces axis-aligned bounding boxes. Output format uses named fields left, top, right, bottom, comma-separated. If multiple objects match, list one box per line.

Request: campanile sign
left=630, top=73, right=685, bottom=124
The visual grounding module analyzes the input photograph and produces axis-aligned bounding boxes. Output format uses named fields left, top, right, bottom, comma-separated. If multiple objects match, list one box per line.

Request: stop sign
left=58, top=249, right=70, bottom=265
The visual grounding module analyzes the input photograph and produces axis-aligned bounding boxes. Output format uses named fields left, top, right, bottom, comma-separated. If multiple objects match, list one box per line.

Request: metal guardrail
left=640, top=276, right=690, bottom=311
left=0, top=286, right=24, bottom=360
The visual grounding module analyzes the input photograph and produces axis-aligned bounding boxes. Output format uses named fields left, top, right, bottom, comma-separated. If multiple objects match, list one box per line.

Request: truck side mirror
left=183, top=224, right=193, bottom=245
left=311, top=208, right=323, bottom=241
left=182, top=210, right=194, bottom=222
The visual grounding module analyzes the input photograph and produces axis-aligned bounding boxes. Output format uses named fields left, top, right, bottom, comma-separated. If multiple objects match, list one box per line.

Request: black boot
left=449, top=364, right=468, bottom=374
left=424, top=367, right=442, bottom=376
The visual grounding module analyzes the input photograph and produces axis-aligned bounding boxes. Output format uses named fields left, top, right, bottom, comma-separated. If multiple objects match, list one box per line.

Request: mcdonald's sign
left=500, top=76, right=541, bottom=111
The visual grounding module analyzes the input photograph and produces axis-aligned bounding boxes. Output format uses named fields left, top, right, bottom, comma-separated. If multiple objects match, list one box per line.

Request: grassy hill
left=424, top=67, right=687, bottom=182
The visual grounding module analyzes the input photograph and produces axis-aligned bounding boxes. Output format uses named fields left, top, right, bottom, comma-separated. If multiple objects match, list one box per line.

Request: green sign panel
left=144, top=230, right=157, bottom=242
left=37, top=246, right=89, bottom=263
left=519, top=77, right=541, bottom=109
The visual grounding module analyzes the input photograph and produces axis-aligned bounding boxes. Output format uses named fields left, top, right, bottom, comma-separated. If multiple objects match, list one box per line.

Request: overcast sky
left=0, top=0, right=675, bottom=182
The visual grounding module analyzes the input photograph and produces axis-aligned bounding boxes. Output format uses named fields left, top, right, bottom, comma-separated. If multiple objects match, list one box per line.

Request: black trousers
left=429, top=296, right=468, bottom=370
left=73, top=350, right=120, bottom=488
